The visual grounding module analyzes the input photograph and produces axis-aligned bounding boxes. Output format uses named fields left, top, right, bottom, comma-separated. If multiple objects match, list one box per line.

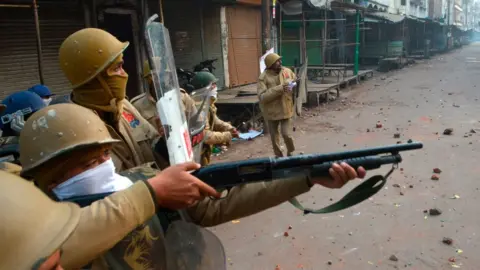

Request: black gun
left=189, top=141, right=422, bottom=214
left=63, top=142, right=423, bottom=213
left=193, top=142, right=422, bottom=188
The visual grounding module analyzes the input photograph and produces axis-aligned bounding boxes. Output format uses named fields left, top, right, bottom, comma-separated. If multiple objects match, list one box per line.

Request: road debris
left=283, top=231, right=289, bottom=237
left=393, top=183, right=401, bottom=188
left=429, top=208, right=442, bottom=216
left=442, top=237, right=453, bottom=245
left=389, top=255, right=399, bottom=261
left=449, top=257, right=456, bottom=262
left=394, top=133, right=401, bottom=138
left=443, top=128, right=454, bottom=135
left=376, top=122, right=383, bottom=128
left=451, top=194, right=461, bottom=199
left=433, top=168, right=442, bottom=173
left=327, top=261, right=332, bottom=265
left=288, top=225, right=293, bottom=230
left=431, top=174, right=440, bottom=180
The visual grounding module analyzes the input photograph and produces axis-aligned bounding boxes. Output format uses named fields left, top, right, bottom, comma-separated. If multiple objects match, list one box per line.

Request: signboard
left=259, top=48, right=275, bottom=73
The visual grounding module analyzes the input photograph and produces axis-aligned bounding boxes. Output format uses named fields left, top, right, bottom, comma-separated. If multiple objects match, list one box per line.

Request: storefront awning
left=366, top=11, right=405, bottom=23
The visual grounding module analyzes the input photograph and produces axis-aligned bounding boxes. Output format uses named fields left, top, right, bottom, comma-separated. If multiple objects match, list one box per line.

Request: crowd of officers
left=0, top=27, right=365, bottom=270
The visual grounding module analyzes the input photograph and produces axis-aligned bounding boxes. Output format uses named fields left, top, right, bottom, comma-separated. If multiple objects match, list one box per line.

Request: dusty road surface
left=209, top=43, right=480, bottom=270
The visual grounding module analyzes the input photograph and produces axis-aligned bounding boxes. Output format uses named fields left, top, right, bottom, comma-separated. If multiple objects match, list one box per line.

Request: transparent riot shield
left=188, top=85, right=213, bottom=163
left=165, top=220, right=226, bottom=270
left=144, top=14, right=210, bottom=165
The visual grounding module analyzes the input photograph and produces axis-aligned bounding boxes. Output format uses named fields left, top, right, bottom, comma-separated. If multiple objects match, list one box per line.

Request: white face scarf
left=209, top=87, right=218, bottom=99
left=43, top=97, right=52, bottom=106
left=53, top=158, right=133, bottom=200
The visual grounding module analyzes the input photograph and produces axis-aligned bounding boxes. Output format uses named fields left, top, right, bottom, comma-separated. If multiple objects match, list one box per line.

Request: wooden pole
left=322, top=2, right=328, bottom=82
left=32, top=0, right=44, bottom=84
left=261, top=0, right=271, bottom=52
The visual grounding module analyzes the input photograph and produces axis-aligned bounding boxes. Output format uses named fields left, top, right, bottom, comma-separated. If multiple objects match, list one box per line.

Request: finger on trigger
left=194, top=178, right=220, bottom=198
left=341, top=162, right=357, bottom=179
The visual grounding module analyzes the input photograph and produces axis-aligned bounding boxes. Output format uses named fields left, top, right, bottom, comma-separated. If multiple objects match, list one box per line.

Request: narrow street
left=211, top=44, right=480, bottom=270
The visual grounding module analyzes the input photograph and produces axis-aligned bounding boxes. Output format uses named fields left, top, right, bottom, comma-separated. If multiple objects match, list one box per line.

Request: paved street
left=211, top=43, right=480, bottom=270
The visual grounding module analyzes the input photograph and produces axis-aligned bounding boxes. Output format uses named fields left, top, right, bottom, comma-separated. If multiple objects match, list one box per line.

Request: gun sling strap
left=288, top=166, right=395, bottom=215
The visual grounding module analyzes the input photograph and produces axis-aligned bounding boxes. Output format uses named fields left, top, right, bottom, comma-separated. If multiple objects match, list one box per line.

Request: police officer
left=59, top=28, right=161, bottom=172
left=28, top=84, right=55, bottom=106
left=190, top=71, right=239, bottom=165
left=258, top=53, right=296, bottom=158
left=0, top=103, right=22, bottom=174
left=130, top=60, right=198, bottom=168
left=0, top=91, right=46, bottom=166
left=19, top=103, right=221, bottom=269
left=0, top=91, right=46, bottom=137
left=0, top=171, right=80, bottom=270
left=131, top=60, right=198, bottom=131
left=20, top=103, right=367, bottom=269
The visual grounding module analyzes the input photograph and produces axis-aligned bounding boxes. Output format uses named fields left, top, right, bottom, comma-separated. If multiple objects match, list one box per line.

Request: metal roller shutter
left=163, top=0, right=203, bottom=72
left=0, top=8, right=40, bottom=99
left=39, top=5, right=85, bottom=95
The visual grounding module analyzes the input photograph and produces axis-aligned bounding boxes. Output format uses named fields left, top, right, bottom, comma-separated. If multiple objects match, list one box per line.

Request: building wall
left=391, top=0, right=429, bottom=17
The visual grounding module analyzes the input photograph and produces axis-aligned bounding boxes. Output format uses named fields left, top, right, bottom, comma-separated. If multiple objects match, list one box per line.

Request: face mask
left=104, top=74, right=128, bottom=101
left=209, top=87, right=218, bottom=99
left=43, top=97, right=52, bottom=106
left=52, top=158, right=133, bottom=200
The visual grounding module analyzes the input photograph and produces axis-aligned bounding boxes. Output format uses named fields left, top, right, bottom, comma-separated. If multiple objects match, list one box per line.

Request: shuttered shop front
left=163, top=0, right=203, bottom=73
left=162, top=0, right=225, bottom=88
left=226, top=5, right=261, bottom=87
left=0, top=8, right=40, bottom=99
left=0, top=5, right=83, bottom=99
left=39, top=5, right=85, bottom=95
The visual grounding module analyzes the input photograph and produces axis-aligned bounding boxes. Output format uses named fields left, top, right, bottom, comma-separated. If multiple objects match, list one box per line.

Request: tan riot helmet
left=264, top=53, right=282, bottom=68
left=59, top=28, right=130, bottom=88
left=0, top=170, right=80, bottom=269
left=19, top=103, right=120, bottom=176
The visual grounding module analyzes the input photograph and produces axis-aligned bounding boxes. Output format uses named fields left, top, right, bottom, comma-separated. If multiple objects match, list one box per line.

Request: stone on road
left=210, top=45, right=480, bottom=270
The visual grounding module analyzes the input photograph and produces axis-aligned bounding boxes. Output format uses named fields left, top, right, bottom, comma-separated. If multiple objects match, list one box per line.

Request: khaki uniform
left=0, top=161, right=22, bottom=176
left=99, top=99, right=162, bottom=171
left=76, top=165, right=311, bottom=269
left=60, top=181, right=156, bottom=269
left=130, top=89, right=198, bottom=130
left=257, top=67, right=297, bottom=157
left=201, top=104, right=234, bottom=165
